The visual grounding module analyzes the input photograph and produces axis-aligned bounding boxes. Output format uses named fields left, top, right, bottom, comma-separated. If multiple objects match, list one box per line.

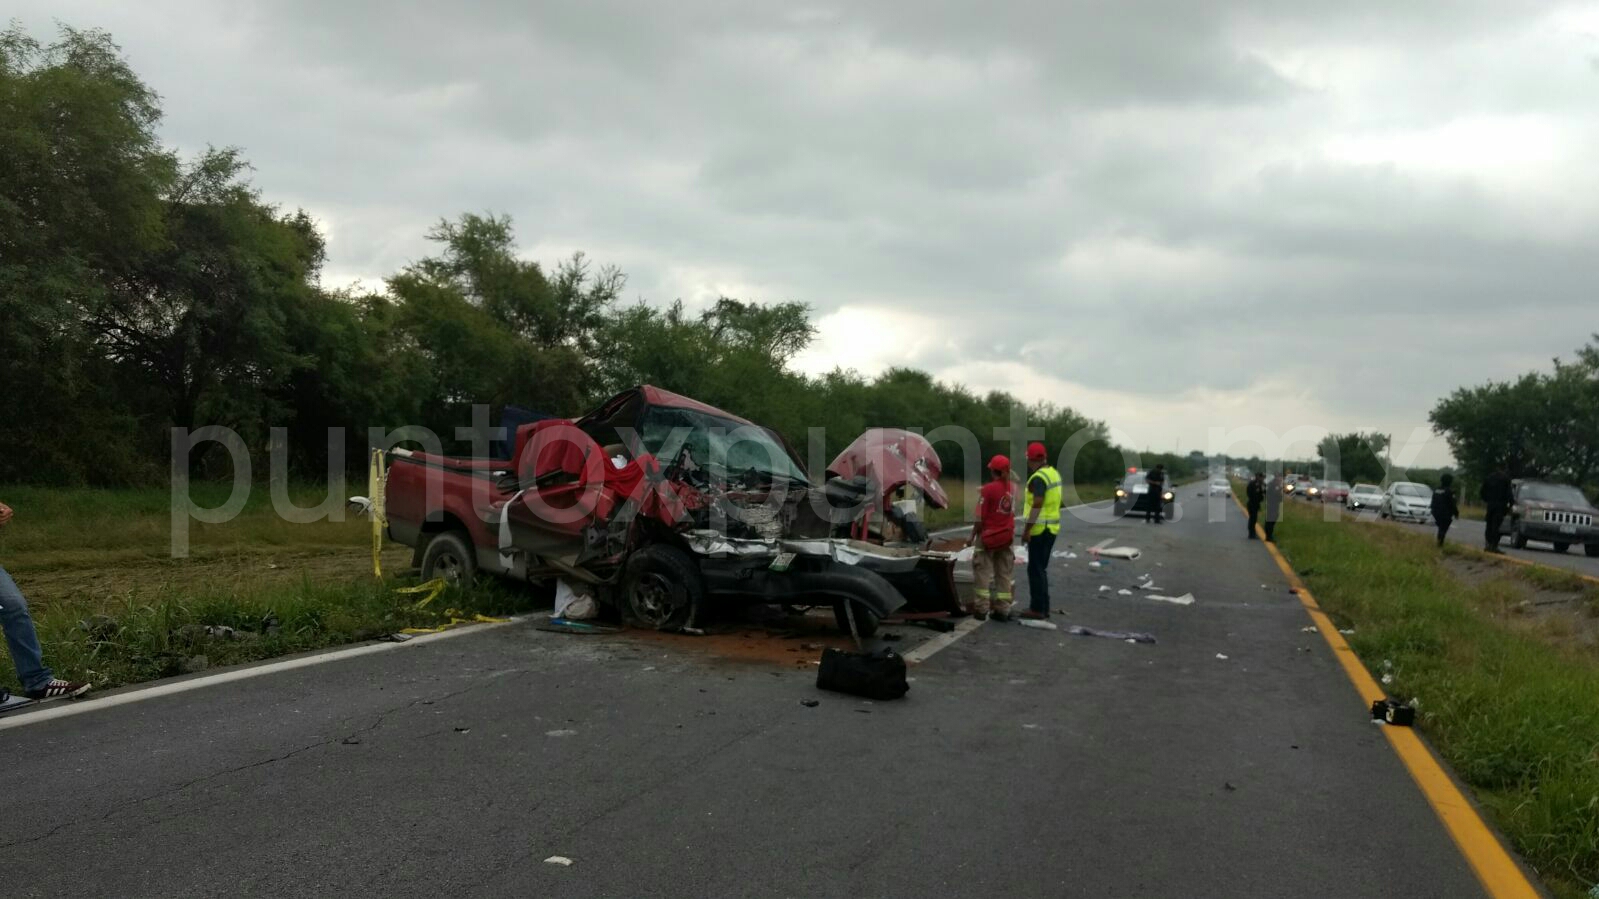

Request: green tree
left=1316, top=432, right=1389, bottom=485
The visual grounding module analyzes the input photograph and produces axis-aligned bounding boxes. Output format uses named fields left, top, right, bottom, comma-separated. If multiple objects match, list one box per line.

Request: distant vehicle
left=1498, top=479, right=1599, bottom=556
left=1114, top=470, right=1175, bottom=518
left=1208, top=478, right=1231, bottom=496
left=1380, top=482, right=1433, bottom=523
left=1304, top=479, right=1324, bottom=501
left=1322, top=481, right=1350, bottom=504
left=1347, top=484, right=1382, bottom=511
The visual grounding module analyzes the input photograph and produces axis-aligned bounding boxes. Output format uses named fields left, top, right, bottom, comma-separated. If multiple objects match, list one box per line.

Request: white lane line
left=0, top=617, right=528, bottom=732
left=902, top=616, right=986, bottom=664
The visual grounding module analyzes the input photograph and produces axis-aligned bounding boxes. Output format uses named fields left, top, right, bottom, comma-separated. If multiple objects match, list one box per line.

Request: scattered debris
left=1337, top=628, right=1355, bottom=635
left=1098, top=546, right=1141, bottom=560
left=1117, top=589, right=1133, bottom=596
left=1381, top=673, right=1393, bottom=685
left=545, top=729, right=578, bottom=737
left=341, top=736, right=362, bottom=745
left=553, top=578, right=599, bottom=621
left=382, top=633, right=414, bottom=643
left=1098, top=585, right=1112, bottom=592
left=1017, top=618, right=1059, bottom=630
left=1022, top=723, right=1039, bottom=729
left=1067, top=625, right=1156, bottom=644
left=1371, top=699, right=1415, bottom=727
left=454, top=726, right=471, bottom=734
left=1215, top=653, right=1230, bottom=660
left=880, top=633, right=902, bottom=642
left=679, top=626, right=707, bottom=636
left=800, top=699, right=820, bottom=708
left=544, top=856, right=574, bottom=867
left=536, top=620, right=622, bottom=635
left=1145, top=593, right=1196, bottom=606
left=1299, top=626, right=1318, bottom=633
left=1224, top=781, right=1238, bottom=792
left=817, top=648, right=909, bottom=700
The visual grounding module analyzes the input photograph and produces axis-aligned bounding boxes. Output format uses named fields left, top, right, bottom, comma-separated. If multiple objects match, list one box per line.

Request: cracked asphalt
left=2, top=493, right=1492, bottom=898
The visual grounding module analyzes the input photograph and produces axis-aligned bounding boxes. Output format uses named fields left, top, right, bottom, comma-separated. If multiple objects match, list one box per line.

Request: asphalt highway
left=2, top=495, right=1495, bottom=898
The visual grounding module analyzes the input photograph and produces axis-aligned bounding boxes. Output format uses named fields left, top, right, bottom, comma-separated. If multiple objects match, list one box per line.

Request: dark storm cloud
left=14, top=1, right=1598, bottom=461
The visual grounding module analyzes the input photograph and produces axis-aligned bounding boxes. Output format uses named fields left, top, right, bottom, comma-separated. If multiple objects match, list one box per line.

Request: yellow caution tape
left=398, top=613, right=509, bottom=635
left=395, top=577, right=449, bottom=609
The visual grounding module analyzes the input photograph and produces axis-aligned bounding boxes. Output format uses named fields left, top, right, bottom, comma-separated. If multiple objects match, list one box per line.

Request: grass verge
left=1, top=484, right=543, bottom=695
left=924, top=477, right=1119, bottom=529
left=1270, top=500, right=1599, bottom=898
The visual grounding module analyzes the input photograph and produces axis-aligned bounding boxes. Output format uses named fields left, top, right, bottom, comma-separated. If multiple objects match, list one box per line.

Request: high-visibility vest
left=1023, top=466, right=1062, bottom=536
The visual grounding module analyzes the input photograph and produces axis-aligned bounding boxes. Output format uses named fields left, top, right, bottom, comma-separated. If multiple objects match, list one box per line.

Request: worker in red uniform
left=967, top=455, right=1017, bottom=621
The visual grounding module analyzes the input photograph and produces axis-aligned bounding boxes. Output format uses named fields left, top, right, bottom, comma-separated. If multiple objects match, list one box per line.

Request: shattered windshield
left=639, top=406, right=810, bottom=484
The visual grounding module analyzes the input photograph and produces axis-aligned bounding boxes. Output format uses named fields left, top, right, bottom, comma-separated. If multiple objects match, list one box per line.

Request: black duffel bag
left=816, top=647, right=909, bottom=700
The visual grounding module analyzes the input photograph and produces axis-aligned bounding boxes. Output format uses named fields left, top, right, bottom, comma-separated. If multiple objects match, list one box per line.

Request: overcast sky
left=17, top=2, right=1599, bottom=466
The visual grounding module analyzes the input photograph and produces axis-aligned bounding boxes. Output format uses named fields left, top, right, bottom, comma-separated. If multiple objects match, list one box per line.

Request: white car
left=1347, top=483, right=1383, bottom=511
left=1208, top=478, right=1231, bottom=496
left=1381, top=482, right=1434, bottom=523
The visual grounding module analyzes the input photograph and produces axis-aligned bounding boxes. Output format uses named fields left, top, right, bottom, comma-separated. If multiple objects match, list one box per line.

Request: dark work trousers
left=1484, top=504, right=1507, bottom=549
left=1262, top=519, right=1277, bottom=542
left=1026, top=530, right=1057, bottom=615
left=1436, top=517, right=1453, bottom=547
left=1246, top=503, right=1261, bottom=539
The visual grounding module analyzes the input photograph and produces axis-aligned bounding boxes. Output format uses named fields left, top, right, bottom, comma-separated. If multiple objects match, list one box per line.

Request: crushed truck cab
left=382, top=386, right=961, bottom=635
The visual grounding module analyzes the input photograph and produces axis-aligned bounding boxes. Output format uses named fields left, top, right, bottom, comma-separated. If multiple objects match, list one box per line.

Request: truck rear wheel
left=622, top=544, right=704, bottom=631
left=420, top=530, right=476, bottom=586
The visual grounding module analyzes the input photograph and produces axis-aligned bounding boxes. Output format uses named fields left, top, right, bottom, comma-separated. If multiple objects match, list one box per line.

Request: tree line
left=2, top=25, right=1168, bottom=490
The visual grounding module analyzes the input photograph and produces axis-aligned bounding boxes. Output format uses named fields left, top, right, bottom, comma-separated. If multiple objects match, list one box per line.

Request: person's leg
left=0, top=564, right=53, bottom=692
left=1263, top=519, right=1276, bottom=542
left=971, top=550, right=994, bottom=617
left=1484, top=506, right=1502, bottom=549
left=1437, top=518, right=1452, bottom=547
left=1154, top=487, right=1165, bottom=522
left=1027, top=531, right=1056, bottom=615
left=993, top=547, right=1015, bottom=619
left=1247, top=506, right=1259, bottom=539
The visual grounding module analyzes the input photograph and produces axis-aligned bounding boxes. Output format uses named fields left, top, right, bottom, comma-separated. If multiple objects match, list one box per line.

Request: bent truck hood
left=826, top=429, right=949, bottom=510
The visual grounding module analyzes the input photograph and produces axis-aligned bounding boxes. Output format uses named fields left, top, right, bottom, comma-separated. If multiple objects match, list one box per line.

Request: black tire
left=621, top=543, right=704, bottom=631
left=1553, top=542, right=1570, bottom=554
left=420, top=530, right=476, bottom=586
left=1511, top=525, right=1528, bottom=550
left=1584, top=543, right=1599, bottom=558
left=833, top=600, right=880, bottom=638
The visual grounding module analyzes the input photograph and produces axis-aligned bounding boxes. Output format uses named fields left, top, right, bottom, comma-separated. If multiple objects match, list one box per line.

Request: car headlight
left=1308, top=488, right=1319, bottom=495
left=1115, top=488, right=1126, bottom=498
left=1162, top=491, right=1174, bottom=502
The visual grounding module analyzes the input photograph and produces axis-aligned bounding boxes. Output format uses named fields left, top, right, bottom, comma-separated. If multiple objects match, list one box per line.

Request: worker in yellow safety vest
left=1018, top=441, right=1062, bottom=620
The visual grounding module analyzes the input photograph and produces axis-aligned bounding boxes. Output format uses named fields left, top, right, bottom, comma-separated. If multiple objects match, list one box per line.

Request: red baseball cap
left=988, top=454, right=1011, bottom=472
left=1026, top=442, right=1047, bottom=461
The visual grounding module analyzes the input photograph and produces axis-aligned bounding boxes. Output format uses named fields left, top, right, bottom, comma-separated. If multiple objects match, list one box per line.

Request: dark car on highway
left=1498, top=479, right=1599, bottom=556
left=1113, top=470, right=1174, bottom=518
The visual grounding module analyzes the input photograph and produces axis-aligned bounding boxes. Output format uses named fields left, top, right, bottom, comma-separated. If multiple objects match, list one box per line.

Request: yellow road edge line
left=1231, top=492, right=1542, bottom=899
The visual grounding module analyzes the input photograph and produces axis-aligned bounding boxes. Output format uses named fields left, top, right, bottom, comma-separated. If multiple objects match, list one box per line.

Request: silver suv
left=1502, top=480, right=1599, bottom=556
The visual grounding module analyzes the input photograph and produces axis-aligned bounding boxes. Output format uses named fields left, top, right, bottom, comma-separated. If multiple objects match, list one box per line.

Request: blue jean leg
left=1026, top=530, right=1057, bottom=615
left=0, top=564, right=53, bottom=691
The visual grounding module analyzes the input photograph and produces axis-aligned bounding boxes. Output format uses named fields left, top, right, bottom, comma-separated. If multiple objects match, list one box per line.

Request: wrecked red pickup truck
left=382, top=385, right=960, bottom=635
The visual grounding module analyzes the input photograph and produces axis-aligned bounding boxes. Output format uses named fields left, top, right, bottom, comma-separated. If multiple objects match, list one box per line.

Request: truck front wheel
left=421, top=531, right=477, bottom=586
left=622, top=544, right=704, bottom=631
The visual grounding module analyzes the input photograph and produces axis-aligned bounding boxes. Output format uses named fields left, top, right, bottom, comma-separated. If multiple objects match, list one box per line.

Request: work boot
left=25, top=679, right=90, bottom=700
left=990, top=610, right=1010, bottom=622
left=1019, top=610, right=1047, bottom=621
left=973, top=612, right=989, bottom=621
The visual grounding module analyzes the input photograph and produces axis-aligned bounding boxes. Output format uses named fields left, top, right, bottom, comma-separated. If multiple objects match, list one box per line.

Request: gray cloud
left=14, top=0, right=1599, bottom=463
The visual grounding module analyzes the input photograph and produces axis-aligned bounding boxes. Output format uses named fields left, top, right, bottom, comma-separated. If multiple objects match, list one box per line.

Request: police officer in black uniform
left=1480, top=466, right=1512, bottom=554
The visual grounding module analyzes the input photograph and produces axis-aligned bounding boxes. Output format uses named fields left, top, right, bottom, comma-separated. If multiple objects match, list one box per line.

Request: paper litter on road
left=1017, top=618, right=1059, bottom=630
left=1098, top=546, right=1141, bottom=560
left=1381, top=673, right=1393, bottom=685
left=1146, top=593, right=1195, bottom=606
left=1337, top=628, right=1355, bottom=635
left=544, top=856, right=574, bottom=866
left=1098, top=585, right=1112, bottom=592
left=1088, top=560, right=1105, bottom=569
left=1300, top=626, right=1318, bottom=633
left=1138, top=582, right=1159, bottom=590
left=1117, top=589, right=1133, bottom=596
left=1215, top=653, right=1230, bottom=660
left=1067, top=625, right=1156, bottom=644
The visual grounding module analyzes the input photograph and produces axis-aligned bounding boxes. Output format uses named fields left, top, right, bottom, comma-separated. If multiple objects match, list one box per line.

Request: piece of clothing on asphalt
left=1430, top=487, right=1460, bottom=523
left=971, top=545, right=1015, bottom=616
left=1067, top=625, right=1157, bottom=644
left=1026, top=530, right=1057, bottom=615
left=975, top=479, right=1017, bottom=550
left=0, top=564, right=54, bottom=693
